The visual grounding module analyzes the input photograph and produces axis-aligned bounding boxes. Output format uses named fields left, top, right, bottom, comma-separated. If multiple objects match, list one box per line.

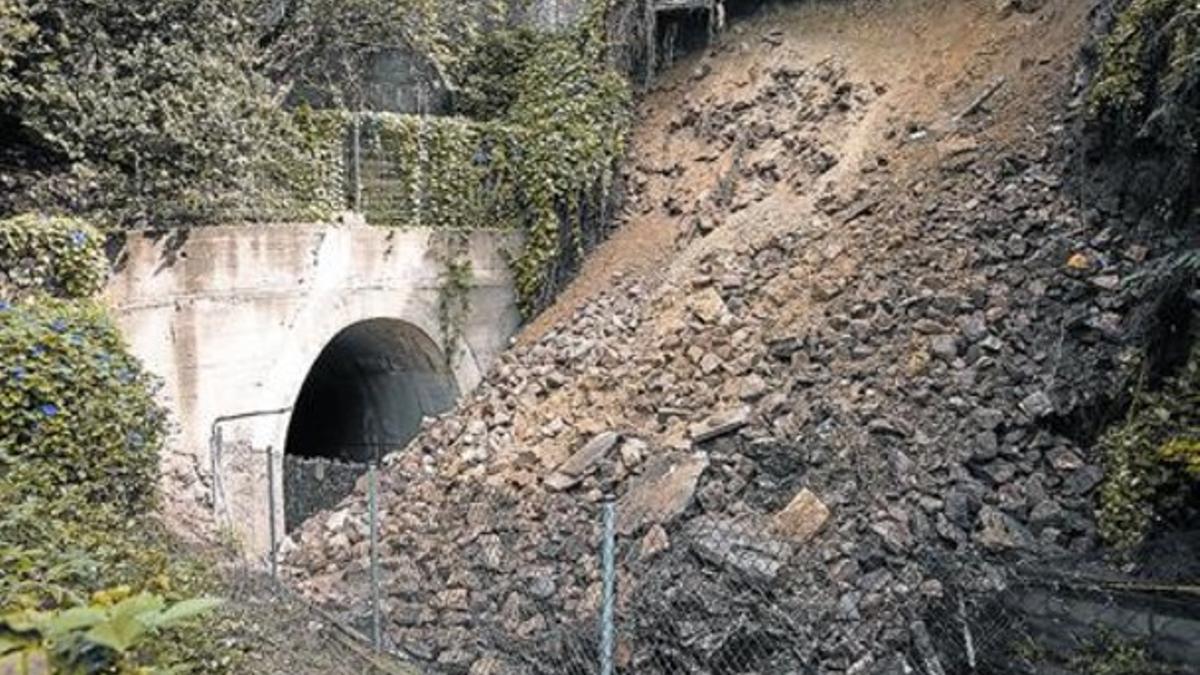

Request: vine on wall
left=358, top=1, right=631, bottom=315
left=436, top=235, right=475, bottom=367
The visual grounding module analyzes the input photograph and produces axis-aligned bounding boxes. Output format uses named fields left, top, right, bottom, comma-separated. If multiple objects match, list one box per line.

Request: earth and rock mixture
left=282, top=1, right=1191, bottom=672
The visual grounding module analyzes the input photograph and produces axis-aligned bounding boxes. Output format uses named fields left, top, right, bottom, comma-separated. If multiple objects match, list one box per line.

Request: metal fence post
left=210, top=425, right=222, bottom=519
left=369, top=462, right=382, bottom=652
left=600, top=497, right=616, bottom=675
left=266, top=445, right=277, bottom=580
left=351, top=112, right=363, bottom=213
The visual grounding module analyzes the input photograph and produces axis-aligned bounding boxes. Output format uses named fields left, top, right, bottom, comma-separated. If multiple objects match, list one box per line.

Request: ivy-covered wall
left=358, top=114, right=522, bottom=230
left=355, top=12, right=631, bottom=315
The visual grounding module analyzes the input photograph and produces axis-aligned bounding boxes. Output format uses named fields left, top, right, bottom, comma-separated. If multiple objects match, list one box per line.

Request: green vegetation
left=1, top=0, right=630, bottom=312
left=436, top=238, right=474, bottom=367
left=1098, top=338, right=1200, bottom=547
left=359, top=114, right=523, bottom=230
left=1089, top=0, right=1198, bottom=224
left=0, top=297, right=164, bottom=511
left=1069, top=638, right=1177, bottom=675
left=357, top=11, right=631, bottom=314
left=0, top=214, right=229, bottom=671
left=0, top=215, right=107, bottom=300
left=1, top=592, right=220, bottom=674
left=1092, top=3, right=1199, bottom=549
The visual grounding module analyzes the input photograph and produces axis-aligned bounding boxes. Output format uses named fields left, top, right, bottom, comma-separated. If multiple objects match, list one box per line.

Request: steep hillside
left=282, top=0, right=1197, bottom=672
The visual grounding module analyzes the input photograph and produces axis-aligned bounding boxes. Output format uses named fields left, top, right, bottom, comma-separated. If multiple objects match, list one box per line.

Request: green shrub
left=1098, top=338, right=1200, bottom=547
left=0, top=590, right=220, bottom=673
left=0, top=214, right=107, bottom=300
left=0, top=297, right=164, bottom=512
left=0, top=478, right=237, bottom=672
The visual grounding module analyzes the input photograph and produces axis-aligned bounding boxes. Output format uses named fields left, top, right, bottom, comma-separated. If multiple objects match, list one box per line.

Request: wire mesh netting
left=211, top=425, right=1200, bottom=675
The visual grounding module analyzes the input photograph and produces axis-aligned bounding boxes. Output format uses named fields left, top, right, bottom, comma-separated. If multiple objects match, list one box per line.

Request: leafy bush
left=0, top=591, right=220, bottom=673
left=0, top=0, right=275, bottom=223
left=0, top=0, right=353, bottom=225
left=0, top=214, right=107, bottom=299
left=1098, top=338, right=1200, bottom=547
left=0, top=297, right=164, bottom=512
left=0, top=477, right=236, bottom=672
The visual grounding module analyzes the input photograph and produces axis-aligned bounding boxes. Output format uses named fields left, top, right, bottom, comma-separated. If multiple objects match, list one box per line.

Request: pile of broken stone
left=281, top=62, right=1176, bottom=675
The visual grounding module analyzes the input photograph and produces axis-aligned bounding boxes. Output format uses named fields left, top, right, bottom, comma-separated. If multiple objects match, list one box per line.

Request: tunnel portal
left=283, top=318, right=458, bottom=531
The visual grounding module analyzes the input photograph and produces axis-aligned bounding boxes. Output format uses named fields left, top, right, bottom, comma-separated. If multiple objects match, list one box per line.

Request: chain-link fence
left=211, top=428, right=1200, bottom=674
left=918, top=539, right=1200, bottom=675
left=213, top=434, right=424, bottom=674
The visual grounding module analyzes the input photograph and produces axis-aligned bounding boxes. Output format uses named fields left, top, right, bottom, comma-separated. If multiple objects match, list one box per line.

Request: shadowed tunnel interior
left=655, top=0, right=771, bottom=61
left=285, top=319, right=459, bottom=464
left=283, top=319, right=459, bottom=531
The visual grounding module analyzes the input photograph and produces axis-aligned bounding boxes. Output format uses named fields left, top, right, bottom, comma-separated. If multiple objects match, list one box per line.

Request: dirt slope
left=279, top=1, right=1185, bottom=672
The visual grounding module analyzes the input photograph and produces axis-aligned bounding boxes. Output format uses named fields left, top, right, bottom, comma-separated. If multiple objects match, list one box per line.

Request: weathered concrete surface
left=105, top=224, right=523, bottom=548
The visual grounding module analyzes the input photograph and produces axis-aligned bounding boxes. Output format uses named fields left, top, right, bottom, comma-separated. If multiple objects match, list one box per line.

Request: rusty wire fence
left=211, top=430, right=1200, bottom=675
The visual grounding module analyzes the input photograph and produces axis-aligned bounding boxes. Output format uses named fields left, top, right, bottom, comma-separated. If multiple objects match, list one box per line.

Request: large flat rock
left=617, top=452, right=709, bottom=536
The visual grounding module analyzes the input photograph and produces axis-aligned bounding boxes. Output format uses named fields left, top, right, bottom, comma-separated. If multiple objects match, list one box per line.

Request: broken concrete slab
left=557, top=431, right=620, bottom=477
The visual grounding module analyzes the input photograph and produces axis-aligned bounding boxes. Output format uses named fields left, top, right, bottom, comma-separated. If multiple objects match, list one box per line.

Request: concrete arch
left=284, top=318, right=459, bottom=464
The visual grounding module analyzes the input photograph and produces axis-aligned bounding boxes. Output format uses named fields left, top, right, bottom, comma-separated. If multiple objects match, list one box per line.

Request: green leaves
left=0, top=592, right=221, bottom=670
left=1099, top=341, right=1200, bottom=547
left=0, top=295, right=165, bottom=512
left=156, top=597, right=223, bottom=626
left=0, top=215, right=107, bottom=300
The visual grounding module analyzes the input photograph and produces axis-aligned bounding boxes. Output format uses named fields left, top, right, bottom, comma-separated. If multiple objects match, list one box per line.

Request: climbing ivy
left=1089, top=0, right=1198, bottom=130
left=252, top=106, right=351, bottom=223
left=359, top=113, right=522, bottom=230
left=436, top=237, right=474, bottom=367
left=360, top=2, right=630, bottom=314
left=355, top=3, right=633, bottom=312
left=503, top=24, right=630, bottom=314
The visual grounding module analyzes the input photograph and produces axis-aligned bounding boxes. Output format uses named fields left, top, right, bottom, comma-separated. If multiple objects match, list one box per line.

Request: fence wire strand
left=213, top=435, right=1200, bottom=675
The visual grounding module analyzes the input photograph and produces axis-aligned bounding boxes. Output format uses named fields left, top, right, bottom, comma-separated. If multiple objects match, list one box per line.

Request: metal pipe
left=600, top=498, right=617, bottom=675
left=267, top=445, right=278, bottom=580
left=369, top=463, right=382, bottom=652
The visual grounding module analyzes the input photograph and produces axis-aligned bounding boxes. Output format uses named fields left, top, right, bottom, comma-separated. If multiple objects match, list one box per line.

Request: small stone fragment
left=690, top=406, right=752, bottom=444
left=771, top=488, right=830, bottom=543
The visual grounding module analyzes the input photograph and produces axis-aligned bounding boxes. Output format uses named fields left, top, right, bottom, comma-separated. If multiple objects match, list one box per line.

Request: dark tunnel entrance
left=652, top=0, right=773, bottom=72
left=283, top=319, right=458, bottom=531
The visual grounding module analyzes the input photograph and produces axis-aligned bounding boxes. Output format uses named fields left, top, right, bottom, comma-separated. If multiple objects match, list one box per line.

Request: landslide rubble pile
left=283, top=20, right=1187, bottom=675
